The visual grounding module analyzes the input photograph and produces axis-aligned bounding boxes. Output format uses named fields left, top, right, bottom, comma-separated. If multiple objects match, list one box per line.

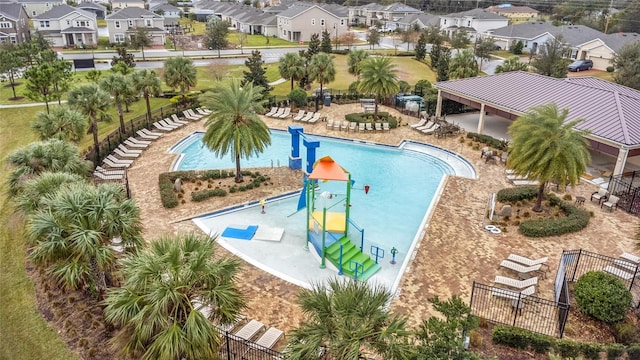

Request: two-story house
left=77, top=2, right=106, bottom=19
left=485, top=4, right=538, bottom=22
left=0, top=0, right=31, bottom=44
left=397, top=13, right=439, bottom=31
left=111, top=0, right=145, bottom=11
left=349, top=2, right=421, bottom=29
left=276, top=3, right=348, bottom=43
left=32, top=4, right=97, bottom=47
left=106, top=7, right=166, bottom=45
left=439, top=8, right=508, bottom=41
left=17, top=0, right=63, bottom=17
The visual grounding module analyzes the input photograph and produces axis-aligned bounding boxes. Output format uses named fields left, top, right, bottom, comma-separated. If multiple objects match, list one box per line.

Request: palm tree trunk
left=144, top=92, right=152, bottom=122
left=117, top=101, right=125, bottom=133
left=234, top=154, right=243, bottom=183
left=533, top=182, right=545, bottom=212
left=141, top=46, right=145, bottom=61
left=374, top=99, right=379, bottom=121
left=291, top=77, right=295, bottom=91
left=91, top=115, right=100, bottom=164
left=45, top=100, right=50, bottom=114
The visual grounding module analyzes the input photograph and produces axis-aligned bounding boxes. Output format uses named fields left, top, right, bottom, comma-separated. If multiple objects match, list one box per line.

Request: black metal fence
left=608, top=173, right=640, bottom=215
left=560, top=249, right=640, bottom=308
left=217, top=328, right=282, bottom=360
left=469, top=282, right=569, bottom=338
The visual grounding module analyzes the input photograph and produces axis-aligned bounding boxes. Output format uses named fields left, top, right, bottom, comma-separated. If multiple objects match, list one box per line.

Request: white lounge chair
left=113, top=148, right=139, bottom=159
left=293, top=110, right=305, bottom=121
left=491, top=285, right=535, bottom=300
left=326, top=119, right=334, bottom=129
left=365, top=123, right=374, bottom=132
left=93, top=171, right=123, bottom=180
left=382, top=122, right=390, bottom=132
left=512, top=180, right=540, bottom=186
left=171, top=114, right=189, bottom=125
left=507, top=254, right=549, bottom=270
left=182, top=110, right=199, bottom=120
left=332, top=120, right=341, bottom=130
left=613, top=259, right=638, bottom=272
left=278, top=107, right=291, bottom=119
left=117, top=144, right=142, bottom=155
left=137, top=129, right=162, bottom=139
left=374, top=122, right=383, bottom=132
left=96, top=166, right=125, bottom=176
left=196, top=107, right=211, bottom=115
left=358, top=123, right=365, bottom=132
left=264, top=107, right=278, bottom=117
left=186, top=109, right=203, bottom=119
left=300, top=112, right=314, bottom=122
left=349, top=122, right=357, bottom=132
left=422, top=123, right=440, bottom=134
left=506, top=174, right=528, bottom=181
left=621, top=252, right=640, bottom=264
left=234, top=319, right=264, bottom=341
left=103, top=157, right=131, bottom=168
left=494, top=275, right=538, bottom=290
left=271, top=108, right=285, bottom=118
left=410, top=118, right=428, bottom=129
left=308, top=113, right=321, bottom=124
left=127, top=137, right=151, bottom=146
left=124, top=139, right=148, bottom=149
left=604, top=265, right=634, bottom=280
left=341, top=121, right=349, bottom=131
left=217, top=315, right=246, bottom=332
left=153, top=122, right=173, bottom=132
left=159, top=119, right=181, bottom=129
left=499, top=260, right=544, bottom=279
left=415, top=121, right=435, bottom=131
left=254, top=327, right=284, bottom=348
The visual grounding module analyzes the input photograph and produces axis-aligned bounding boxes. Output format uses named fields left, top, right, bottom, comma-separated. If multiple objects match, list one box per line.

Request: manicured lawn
left=228, top=33, right=295, bottom=47
left=180, top=18, right=206, bottom=35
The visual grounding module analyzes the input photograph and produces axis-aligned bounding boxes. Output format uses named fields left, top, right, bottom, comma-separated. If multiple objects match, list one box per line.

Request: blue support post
left=288, top=125, right=303, bottom=170
left=303, top=137, right=320, bottom=175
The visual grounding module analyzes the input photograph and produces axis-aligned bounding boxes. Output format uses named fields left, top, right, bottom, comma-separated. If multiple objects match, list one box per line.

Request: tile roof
left=444, top=8, right=507, bottom=20
left=33, top=4, right=95, bottom=19
left=106, top=7, right=163, bottom=19
left=435, top=71, right=640, bottom=146
left=0, top=1, right=25, bottom=20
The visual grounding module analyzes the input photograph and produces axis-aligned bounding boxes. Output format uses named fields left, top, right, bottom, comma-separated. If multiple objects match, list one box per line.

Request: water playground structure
left=289, top=125, right=382, bottom=281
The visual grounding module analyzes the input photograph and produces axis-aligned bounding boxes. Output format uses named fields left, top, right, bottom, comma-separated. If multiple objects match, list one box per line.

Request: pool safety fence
left=607, top=174, right=640, bottom=215
left=470, top=282, right=569, bottom=338
left=217, top=328, right=283, bottom=359
left=558, top=249, right=640, bottom=308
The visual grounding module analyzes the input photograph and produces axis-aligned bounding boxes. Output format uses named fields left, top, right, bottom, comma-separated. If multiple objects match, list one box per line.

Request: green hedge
left=518, top=195, right=591, bottom=237
left=191, top=188, right=227, bottom=202
left=466, top=132, right=509, bottom=151
left=496, top=186, right=538, bottom=203
left=574, top=271, right=633, bottom=323
left=344, top=112, right=398, bottom=128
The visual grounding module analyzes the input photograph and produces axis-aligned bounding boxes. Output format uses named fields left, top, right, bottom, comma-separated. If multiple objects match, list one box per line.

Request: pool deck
left=126, top=103, right=637, bottom=334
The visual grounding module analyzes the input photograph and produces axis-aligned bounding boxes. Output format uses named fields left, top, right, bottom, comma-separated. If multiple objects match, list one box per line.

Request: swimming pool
left=170, top=130, right=475, bottom=290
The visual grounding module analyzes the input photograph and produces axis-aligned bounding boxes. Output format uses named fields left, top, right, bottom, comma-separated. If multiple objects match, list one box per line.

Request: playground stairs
left=325, top=236, right=381, bottom=281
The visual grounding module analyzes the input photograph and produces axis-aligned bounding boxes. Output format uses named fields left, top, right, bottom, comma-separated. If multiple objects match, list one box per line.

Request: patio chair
left=93, top=170, right=123, bottom=181
left=507, top=254, right=549, bottom=270
left=601, top=195, right=619, bottom=211
left=171, top=114, right=189, bottom=125
left=359, top=123, right=365, bottom=132
left=196, top=107, right=211, bottom=115
left=265, top=107, right=278, bottom=117
left=365, top=123, right=374, bottom=132
left=326, top=119, right=334, bottom=129
left=415, top=121, right=435, bottom=131
left=216, top=315, right=246, bottom=332
left=160, top=119, right=182, bottom=129
left=96, top=166, right=125, bottom=176
left=271, top=108, right=286, bottom=118
left=374, top=122, right=383, bottom=131
left=137, top=129, right=162, bottom=139
left=332, top=120, right=341, bottom=130
left=300, top=111, right=314, bottom=122
left=494, top=275, right=538, bottom=290
left=499, top=260, right=544, bottom=279
left=254, top=327, right=284, bottom=349
left=422, top=123, right=440, bottom=134
left=410, top=118, right=428, bottom=129
left=621, top=252, right=640, bottom=264
left=183, top=110, right=200, bottom=120
left=293, top=110, right=305, bottom=121
left=234, top=319, right=265, bottom=341
left=340, top=121, right=349, bottom=131
left=308, top=113, right=321, bottom=124
left=113, top=148, right=139, bottom=159
left=349, top=122, right=357, bottom=132
left=117, top=144, right=143, bottom=155
left=382, top=122, right=390, bottom=132
left=491, top=285, right=535, bottom=300
left=186, top=109, right=203, bottom=119
left=278, top=107, right=291, bottom=119
left=613, top=259, right=638, bottom=272
left=604, top=265, right=634, bottom=280
left=153, top=122, right=174, bottom=132
left=512, top=180, right=540, bottom=186
left=590, top=188, right=608, bottom=204
left=124, top=139, right=148, bottom=149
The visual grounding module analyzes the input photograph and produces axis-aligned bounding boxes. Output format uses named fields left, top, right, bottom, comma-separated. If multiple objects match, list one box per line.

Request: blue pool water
left=171, top=130, right=474, bottom=289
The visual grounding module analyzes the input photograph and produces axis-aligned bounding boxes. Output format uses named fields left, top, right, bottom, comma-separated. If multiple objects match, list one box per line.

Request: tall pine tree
left=320, top=30, right=332, bottom=53
left=242, top=50, right=272, bottom=98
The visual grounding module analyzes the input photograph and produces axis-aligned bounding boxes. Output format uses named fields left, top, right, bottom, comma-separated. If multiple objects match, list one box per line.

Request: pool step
left=325, top=236, right=381, bottom=281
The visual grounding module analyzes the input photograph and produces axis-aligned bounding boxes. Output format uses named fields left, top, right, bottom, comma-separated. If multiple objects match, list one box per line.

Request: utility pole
left=604, top=0, right=614, bottom=33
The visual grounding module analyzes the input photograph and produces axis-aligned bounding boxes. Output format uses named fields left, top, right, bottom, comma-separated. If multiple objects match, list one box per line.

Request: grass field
left=228, top=32, right=295, bottom=47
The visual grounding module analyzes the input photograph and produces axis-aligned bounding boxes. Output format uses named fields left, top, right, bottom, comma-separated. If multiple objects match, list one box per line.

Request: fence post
left=469, top=281, right=476, bottom=310
left=570, top=249, right=582, bottom=282
left=513, top=294, right=521, bottom=326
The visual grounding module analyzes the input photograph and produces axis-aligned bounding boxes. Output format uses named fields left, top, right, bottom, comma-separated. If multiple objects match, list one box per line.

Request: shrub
left=344, top=112, right=398, bottom=128
left=606, top=343, right=624, bottom=359
left=581, top=343, right=603, bottom=360
left=466, top=132, right=508, bottom=150
left=615, top=320, right=639, bottom=344
left=288, top=88, right=308, bottom=107
left=518, top=195, right=590, bottom=237
left=555, top=339, right=581, bottom=358
left=607, top=66, right=615, bottom=73
left=191, top=188, right=227, bottom=202
left=627, top=343, right=640, bottom=360
left=529, top=333, right=554, bottom=354
left=492, top=325, right=531, bottom=349
left=574, top=271, right=632, bottom=323
left=496, top=186, right=538, bottom=203
left=513, top=40, right=524, bottom=55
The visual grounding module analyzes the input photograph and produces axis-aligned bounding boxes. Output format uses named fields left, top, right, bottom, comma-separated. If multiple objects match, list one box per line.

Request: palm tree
left=103, top=232, right=246, bottom=360
left=495, top=55, right=529, bottom=73
left=131, top=69, right=162, bottom=122
left=278, top=52, right=305, bottom=91
left=6, top=139, right=91, bottom=195
left=27, top=182, right=143, bottom=294
left=164, top=56, right=197, bottom=103
left=308, top=53, right=336, bottom=111
left=68, top=84, right=111, bottom=164
left=200, top=79, right=270, bottom=183
left=357, top=56, right=399, bottom=120
left=14, top=171, right=85, bottom=214
left=507, top=103, right=591, bottom=212
left=100, top=73, right=134, bottom=133
left=31, top=106, right=86, bottom=142
left=448, top=49, right=479, bottom=79
left=283, top=278, right=413, bottom=359
left=347, top=49, right=369, bottom=80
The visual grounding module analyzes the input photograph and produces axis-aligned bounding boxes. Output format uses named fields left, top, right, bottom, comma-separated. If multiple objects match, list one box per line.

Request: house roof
left=435, top=71, right=640, bottom=147
left=485, top=5, right=538, bottom=14
left=443, top=8, right=507, bottom=20
left=397, top=13, right=439, bottom=27
left=33, top=4, right=95, bottom=19
left=278, top=2, right=346, bottom=19
left=77, top=2, right=106, bottom=11
left=16, top=0, right=62, bottom=3
left=0, top=1, right=25, bottom=20
left=378, top=2, right=421, bottom=13
left=150, top=3, right=180, bottom=12
left=602, top=32, right=640, bottom=52
left=60, top=26, right=94, bottom=32
left=490, top=22, right=615, bottom=48
left=107, top=7, right=163, bottom=19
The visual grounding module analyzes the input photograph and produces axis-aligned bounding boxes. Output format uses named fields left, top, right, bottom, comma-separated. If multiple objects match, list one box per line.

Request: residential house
left=349, top=2, right=421, bottom=28
left=397, top=13, right=439, bottom=31
left=0, top=0, right=31, bottom=43
left=439, top=8, right=508, bottom=41
left=17, top=0, right=64, bottom=17
left=32, top=4, right=97, bottom=47
left=111, top=0, right=145, bottom=11
left=150, top=3, right=180, bottom=27
left=77, top=2, right=106, bottom=19
left=485, top=4, right=538, bottom=22
left=576, top=33, right=640, bottom=70
left=106, top=7, right=166, bottom=45
left=277, top=3, right=348, bottom=42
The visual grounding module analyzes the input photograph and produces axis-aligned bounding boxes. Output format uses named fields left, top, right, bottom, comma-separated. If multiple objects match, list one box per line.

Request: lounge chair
left=621, top=252, right=640, bottom=264
left=613, top=259, right=638, bottom=272
left=349, top=122, right=357, bottom=132
left=365, top=123, right=373, bottom=132
left=410, top=118, right=428, bottom=129
left=113, top=148, right=139, bottom=159
left=137, top=129, right=162, bottom=139
left=602, top=195, right=619, bottom=211
left=359, top=123, right=365, bottom=132
left=507, top=254, right=549, bottom=270
left=264, top=107, right=278, bottom=117
left=374, top=122, right=383, bottom=132
left=422, top=123, right=440, bottom=134
left=308, top=113, right=321, bottom=124
left=293, top=110, right=305, bottom=121
left=506, top=174, right=527, bottom=181
left=93, top=171, right=123, bottom=180
left=271, top=108, right=285, bottom=118
left=499, top=260, right=544, bottom=279
left=512, top=180, right=540, bottom=186
left=234, top=319, right=264, bottom=341
left=382, top=122, right=390, bottom=132
left=181, top=110, right=199, bottom=120
left=300, top=111, right=314, bottom=122
left=124, top=139, right=148, bottom=149
left=332, top=120, right=341, bottom=130
left=590, top=188, right=608, bottom=204
left=340, top=121, right=349, bottom=131
left=127, top=137, right=152, bottom=146
left=278, top=107, right=291, bottom=119
left=117, top=144, right=143, bottom=155
left=494, top=275, right=538, bottom=290
left=326, top=119, right=334, bottom=129
left=416, top=121, right=435, bottom=131
left=491, top=285, right=535, bottom=300
left=217, top=315, right=246, bottom=332
left=96, top=166, right=125, bottom=176
left=185, top=109, right=203, bottom=120
left=153, top=122, right=174, bottom=132
left=604, top=265, right=634, bottom=280
left=253, top=327, right=284, bottom=349
left=196, top=107, right=211, bottom=115
left=103, top=157, right=131, bottom=168
left=159, top=119, right=181, bottom=129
